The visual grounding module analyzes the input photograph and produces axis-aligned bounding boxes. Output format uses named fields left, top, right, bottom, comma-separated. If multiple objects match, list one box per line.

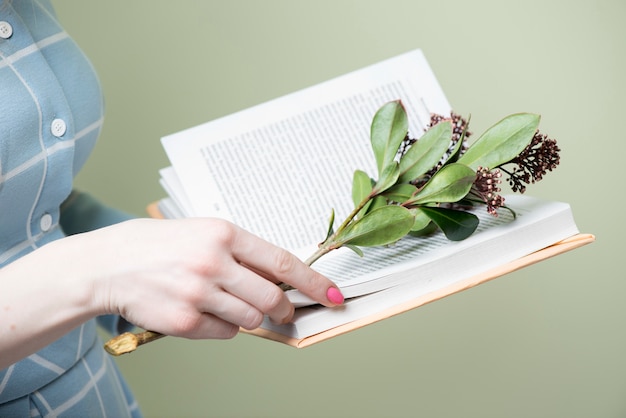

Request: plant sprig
left=304, top=100, right=560, bottom=265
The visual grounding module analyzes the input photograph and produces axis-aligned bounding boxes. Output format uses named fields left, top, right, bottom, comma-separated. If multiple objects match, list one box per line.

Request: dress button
left=51, top=118, right=67, bottom=137
left=0, top=21, right=13, bottom=39
left=40, top=214, right=53, bottom=232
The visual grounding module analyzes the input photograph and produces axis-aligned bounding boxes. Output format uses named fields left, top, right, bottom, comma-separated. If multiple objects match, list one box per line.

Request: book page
left=284, top=194, right=580, bottom=307
left=162, top=49, right=451, bottom=251
left=158, top=167, right=193, bottom=216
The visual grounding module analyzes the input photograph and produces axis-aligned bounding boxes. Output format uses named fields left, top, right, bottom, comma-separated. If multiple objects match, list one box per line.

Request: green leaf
left=458, top=113, right=540, bottom=170
left=409, top=207, right=431, bottom=231
left=383, top=183, right=418, bottom=203
left=334, top=205, right=414, bottom=247
left=370, top=101, right=408, bottom=175
left=372, top=161, right=400, bottom=194
left=407, top=163, right=475, bottom=205
left=345, top=244, right=364, bottom=257
left=366, top=195, right=389, bottom=215
left=444, top=137, right=464, bottom=165
left=324, top=208, right=335, bottom=241
left=352, top=170, right=373, bottom=217
left=408, top=221, right=437, bottom=237
left=419, top=206, right=479, bottom=241
left=444, top=114, right=470, bottom=165
left=399, top=121, right=452, bottom=182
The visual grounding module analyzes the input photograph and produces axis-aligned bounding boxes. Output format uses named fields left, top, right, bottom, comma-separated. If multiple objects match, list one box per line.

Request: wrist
left=18, top=233, right=108, bottom=319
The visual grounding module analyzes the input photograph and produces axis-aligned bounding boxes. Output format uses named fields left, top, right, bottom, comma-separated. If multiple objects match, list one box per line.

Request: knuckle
left=199, top=253, right=226, bottom=277
left=195, top=220, right=238, bottom=275
left=259, top=286, right=284, bottom=313
left=209, top=219, right=238, bottom=247
left=241, top=308, right=264, bottom=330
left=272, top=248, right=297, bottom=277
left=179, top=280, right=208, bottom=307
left=173, top=312, right=204, bottom=336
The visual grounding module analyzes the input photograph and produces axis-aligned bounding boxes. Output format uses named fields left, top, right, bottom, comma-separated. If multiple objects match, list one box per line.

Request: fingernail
left=326, top=287, right=344, bottom=305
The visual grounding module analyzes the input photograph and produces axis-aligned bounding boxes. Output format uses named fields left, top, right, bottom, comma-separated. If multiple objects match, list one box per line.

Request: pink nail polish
left=326, top=287, right=344, bottom=305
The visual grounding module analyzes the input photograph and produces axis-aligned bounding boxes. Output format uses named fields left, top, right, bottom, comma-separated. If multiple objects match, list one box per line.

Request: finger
left=230, top=228, right=344, bottom=307
left=166, top=311, right=240, bottom=340
left=219, top=264, right=295, bottom=324
left=200, top=288, right=270, bottom=329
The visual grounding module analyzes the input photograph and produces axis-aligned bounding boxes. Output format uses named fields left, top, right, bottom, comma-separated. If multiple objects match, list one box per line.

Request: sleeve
left=59, top=190, right=138, bottom=335
left=59, top=190, right=135, bottom=235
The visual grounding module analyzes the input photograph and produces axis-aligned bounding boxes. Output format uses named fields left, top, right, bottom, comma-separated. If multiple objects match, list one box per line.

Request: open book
left=155, top=49, right=593, bottom=347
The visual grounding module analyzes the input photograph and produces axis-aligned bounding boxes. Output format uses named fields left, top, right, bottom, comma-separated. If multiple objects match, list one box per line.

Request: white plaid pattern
left=1, top=1, right=140, bottom=415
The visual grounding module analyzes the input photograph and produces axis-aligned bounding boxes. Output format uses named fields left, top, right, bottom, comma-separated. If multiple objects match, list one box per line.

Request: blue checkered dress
left=1, top=1, right=141, bottom=416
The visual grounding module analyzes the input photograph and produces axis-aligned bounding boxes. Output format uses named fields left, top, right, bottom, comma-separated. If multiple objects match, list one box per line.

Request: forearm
left=0, top=234, right=104, bottom=369
left=0, top=217, right=343, bottom=369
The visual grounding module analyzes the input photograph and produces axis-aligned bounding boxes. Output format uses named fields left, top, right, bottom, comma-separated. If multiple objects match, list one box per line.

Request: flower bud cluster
left=472, top=167, right=505, bottom=216
left=503, top=131, right=560, bottom=193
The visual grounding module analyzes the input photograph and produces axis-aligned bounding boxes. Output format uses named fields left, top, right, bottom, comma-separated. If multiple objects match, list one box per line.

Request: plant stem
left=333, top=194, right=373, bottom=238
left=104, top=330, right=165, bottom=356
left=303, top=192, right=375, bottom=267
left=304, top=245, right=332, bottom=266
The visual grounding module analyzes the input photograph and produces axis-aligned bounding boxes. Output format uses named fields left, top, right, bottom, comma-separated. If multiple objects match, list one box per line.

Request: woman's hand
left=85, top=217, right=343, bottom=339
left=0, top=217, right=342, bottom=368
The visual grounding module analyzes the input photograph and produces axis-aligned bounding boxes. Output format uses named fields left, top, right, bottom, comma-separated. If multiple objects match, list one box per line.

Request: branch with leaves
left=302, top=100, right=560, bottom=268
left=104, top=100, right=560, bottom=355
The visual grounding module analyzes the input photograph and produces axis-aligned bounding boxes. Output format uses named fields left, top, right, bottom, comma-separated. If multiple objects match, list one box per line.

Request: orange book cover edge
left=242, top=233, right=595, bottom=348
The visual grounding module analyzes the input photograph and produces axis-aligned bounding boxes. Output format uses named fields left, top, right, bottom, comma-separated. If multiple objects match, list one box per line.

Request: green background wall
left=51, top=1, right=624, bottom=417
